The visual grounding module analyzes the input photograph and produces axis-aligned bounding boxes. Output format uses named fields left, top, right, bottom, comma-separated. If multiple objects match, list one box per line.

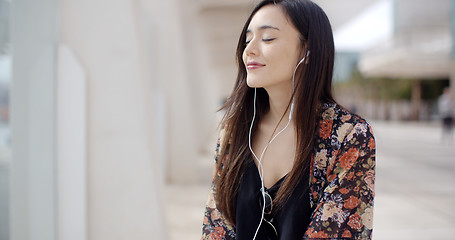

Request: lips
left=246, top=61, right=265, bottom=70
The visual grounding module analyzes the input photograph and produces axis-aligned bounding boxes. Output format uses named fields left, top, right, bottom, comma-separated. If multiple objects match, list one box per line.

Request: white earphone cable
left=249, top=53, right=307, bottom=239
left=249, top=51, right=308, bottom=239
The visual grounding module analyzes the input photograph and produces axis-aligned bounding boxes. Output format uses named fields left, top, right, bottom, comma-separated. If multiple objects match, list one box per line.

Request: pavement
left=164, top=121, right=455, bottom=239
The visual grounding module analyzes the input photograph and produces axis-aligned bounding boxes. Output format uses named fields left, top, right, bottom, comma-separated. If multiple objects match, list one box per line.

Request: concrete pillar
left=57, top=44, right=87, bottom=240
left=140, top=0, right=200, bottom=183
left=411, top=80, right=422, bottom=120
left=59, top=0, right=165, bottom=239
left=10, top=0, right=58, bottom=239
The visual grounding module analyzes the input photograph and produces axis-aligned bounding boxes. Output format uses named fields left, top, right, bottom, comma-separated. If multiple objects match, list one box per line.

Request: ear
left=298, top=51, right=310, bottom=65
left=299, top=43, right=310, bottom=64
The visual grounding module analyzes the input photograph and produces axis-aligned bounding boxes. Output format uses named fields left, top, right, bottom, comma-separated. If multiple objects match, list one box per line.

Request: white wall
left=58, top=0, right=165, bottom=239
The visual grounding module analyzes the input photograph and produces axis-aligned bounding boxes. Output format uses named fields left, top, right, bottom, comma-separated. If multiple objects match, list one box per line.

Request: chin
left=247, top=83, right=259, bottom=88
left=246, top=78, right=264, bottom=88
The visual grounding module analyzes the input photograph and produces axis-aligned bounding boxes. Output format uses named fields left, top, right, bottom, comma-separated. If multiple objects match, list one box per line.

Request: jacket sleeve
left=304, top=121, right=376, bottom=239
left=201, top=129, right=236, bottom=240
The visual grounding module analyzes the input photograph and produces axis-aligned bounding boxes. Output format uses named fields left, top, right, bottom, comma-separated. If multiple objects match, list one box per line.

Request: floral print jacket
left=202, top=103, right=376, bottom=239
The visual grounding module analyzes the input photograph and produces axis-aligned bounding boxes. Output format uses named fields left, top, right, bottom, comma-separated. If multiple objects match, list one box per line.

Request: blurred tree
left=334, top=69, right=449, bottom=121
left=337, top=70, right=448, bottom=101
left=421, top=79, right=450, bottom=100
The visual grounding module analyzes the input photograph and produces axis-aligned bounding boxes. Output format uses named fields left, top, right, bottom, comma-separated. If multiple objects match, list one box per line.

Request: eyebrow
left=246, top=25, right=280, bottom=33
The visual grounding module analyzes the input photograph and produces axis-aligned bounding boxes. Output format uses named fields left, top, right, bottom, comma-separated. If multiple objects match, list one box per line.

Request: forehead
left=247, top=4, right=291, bottom=32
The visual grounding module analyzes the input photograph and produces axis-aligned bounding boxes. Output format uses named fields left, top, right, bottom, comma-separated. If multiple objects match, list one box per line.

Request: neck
left=263, top=83, right=294, bottom=125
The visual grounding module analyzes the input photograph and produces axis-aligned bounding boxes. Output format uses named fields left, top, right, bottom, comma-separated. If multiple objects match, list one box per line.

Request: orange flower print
left=210, top=209, right=221, bottom=221
left=341, top=114, right=351, bottom=122
left=362, top=207, right=374, bottom=230
left=320, top=120, right=333, bottom=139
left=321, top=108, right=335, bottom=119
left=336, top=123, right=352, bottom=143
left=344, top=196, right=360, bottom=209
left=339, top=188, right=349, bottom=194
left=321, top=200, right=340, bottom=221
left=342, top=229, right=352, bottom=238
left=314, top=150, right=328, bottom=170
left=307, top=227, right=330, bottom=238
left=364, top=169, right=375, bottom=191
left=368, top=137, right=375, bottom=150
left=327, top=173, right=336, bottom=182
left=339, top=148, right=359, bottom=169
left=348, top=213, right=363, bottom=230
left=214, top=226, right=225, bottom=237
left=208, top=232, right=222, bottom=240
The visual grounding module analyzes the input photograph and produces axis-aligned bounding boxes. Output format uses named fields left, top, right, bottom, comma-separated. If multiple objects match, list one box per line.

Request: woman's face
left=243, top=4, right=303, bottom=90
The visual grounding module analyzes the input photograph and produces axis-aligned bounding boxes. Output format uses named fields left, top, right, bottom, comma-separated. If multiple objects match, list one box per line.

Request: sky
left=334, top=0, right=393, bottom=52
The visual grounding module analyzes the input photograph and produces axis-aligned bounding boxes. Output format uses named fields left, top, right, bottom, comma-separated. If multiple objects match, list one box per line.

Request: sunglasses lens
left=259, top=190, right=278, bottom=238
left=259, top=190, right=273, bottom=215
left=264, top=219, right=278, bottom=238
left=264, top=192, right=272, bottom=214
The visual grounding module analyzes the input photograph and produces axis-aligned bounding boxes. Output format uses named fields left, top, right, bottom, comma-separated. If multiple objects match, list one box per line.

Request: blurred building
left=358, top=0, right=455, bottom=120
left=360, top=0, right=453, bottom=79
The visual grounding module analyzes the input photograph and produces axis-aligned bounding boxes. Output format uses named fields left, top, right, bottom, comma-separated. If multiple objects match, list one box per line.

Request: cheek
left=268, top=49, right=297, bottom=80
left=242, top=51, right=247, bottom=66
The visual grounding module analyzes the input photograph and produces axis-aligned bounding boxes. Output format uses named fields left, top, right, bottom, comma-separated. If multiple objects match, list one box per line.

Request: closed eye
left=244, top=38, right=276, bottom=46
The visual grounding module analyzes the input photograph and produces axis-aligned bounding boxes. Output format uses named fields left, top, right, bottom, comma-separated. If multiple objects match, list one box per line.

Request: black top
left=236, top=159, right=313, bottom=240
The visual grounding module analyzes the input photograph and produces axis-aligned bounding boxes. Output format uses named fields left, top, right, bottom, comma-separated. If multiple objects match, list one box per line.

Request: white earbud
left=289, top=102, right=294, bottom=120
left=298, top=50, right=310, bottom=65
left=289, top=50, right=309, bottom=121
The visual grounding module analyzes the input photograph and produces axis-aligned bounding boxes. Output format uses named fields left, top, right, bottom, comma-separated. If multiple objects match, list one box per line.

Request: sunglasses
left=259, top=190, right=278, bottom=238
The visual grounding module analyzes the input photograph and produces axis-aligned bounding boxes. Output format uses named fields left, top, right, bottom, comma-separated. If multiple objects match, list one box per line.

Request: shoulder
left=310, top=103, right=375, bottom=197
left=319, top=103, right=371, bottom=129
left=318, top=103, right=374, bottom=146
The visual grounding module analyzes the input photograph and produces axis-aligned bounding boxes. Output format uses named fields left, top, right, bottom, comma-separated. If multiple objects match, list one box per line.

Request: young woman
left=202, top=0, right=375, bottom=239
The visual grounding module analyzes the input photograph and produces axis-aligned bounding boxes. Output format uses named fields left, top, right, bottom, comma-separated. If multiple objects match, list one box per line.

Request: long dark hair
left=215, top=0, right=335, bottom=225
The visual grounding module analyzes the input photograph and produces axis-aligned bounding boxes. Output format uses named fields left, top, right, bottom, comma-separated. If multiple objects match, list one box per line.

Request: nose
left=244, top=38, right=258, bottom=56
